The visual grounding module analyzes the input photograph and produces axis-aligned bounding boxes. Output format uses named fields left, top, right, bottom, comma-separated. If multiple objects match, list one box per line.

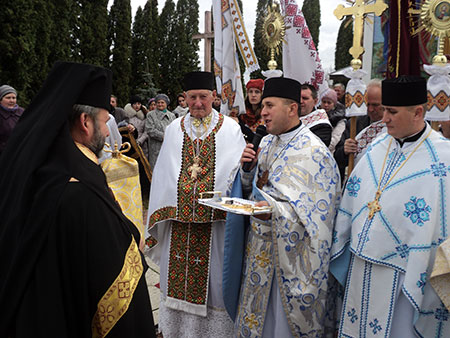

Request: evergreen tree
left=334, top=16, right=353, bottom=71
left=131, top=7, right=147, bottom=97
left=302, top=0, right=321, bottom=49
left=47, top=0, right=73, bottom=65
left=253, top=0, right=282, bottom=77
left=170, top=0, right=200, bottom=98
left=158, top=0, right=178, bottom=99
left=136, top=72, right=159, bottom=101
left=109, top=0, right=132, bottom=106
left=142, top=0, right=160, bottom=90
left=78, top=0, right=109, bottom=66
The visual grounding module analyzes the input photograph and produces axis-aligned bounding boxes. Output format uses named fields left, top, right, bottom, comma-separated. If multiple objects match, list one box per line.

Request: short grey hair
left=333, top=83, right=345, bottom=91
left=367, top=78, right=382, bottom=90
left=69, top=104, right=101, bottom=129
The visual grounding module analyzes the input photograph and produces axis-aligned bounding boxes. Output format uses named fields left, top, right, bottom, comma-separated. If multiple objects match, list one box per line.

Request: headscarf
left=0, top=85, right=17, bottom=100
left=246, top=79, right=264, bottom=92
left=321, top=88, right=338, bottom=105
left=155, top=93, right=170, bottom=106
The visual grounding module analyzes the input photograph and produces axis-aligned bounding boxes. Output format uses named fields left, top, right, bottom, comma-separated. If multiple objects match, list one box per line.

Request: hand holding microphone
left=241, top=125, right=267, bottom=172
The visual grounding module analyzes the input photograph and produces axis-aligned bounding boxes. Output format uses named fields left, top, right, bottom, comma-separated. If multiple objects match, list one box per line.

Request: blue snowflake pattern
left=347, top=308, right=358, bottom=323
left=369, top=319, right=382, bottom=334
left=435, top=307, right=449, bottom=322
left=416, top=272, right=427, bottom=295
left=431, top=162, right=447, bottom=177
left=346, top=176, right=361, bottom=197
left=403, top=197, right=432, bottom=226
left=395, top=244, right=409, bottom=259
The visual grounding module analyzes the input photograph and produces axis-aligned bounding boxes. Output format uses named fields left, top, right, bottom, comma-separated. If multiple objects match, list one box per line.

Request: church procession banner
left=213, top=0, right=259, bottom=116
left=280, top=0, right=328, bottom=96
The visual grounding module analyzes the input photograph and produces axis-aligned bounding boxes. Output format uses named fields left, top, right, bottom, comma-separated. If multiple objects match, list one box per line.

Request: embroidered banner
left=280, top=0, right=327, bottom=95
left=213, top=0, right=259, bottom=116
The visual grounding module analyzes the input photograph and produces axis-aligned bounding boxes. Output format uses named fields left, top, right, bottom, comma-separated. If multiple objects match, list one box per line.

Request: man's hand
left=253, top=201, right=271, bottom=221
left=344, top=138, right=358, bottom=155
left=241, top=143, right=258, bottom=171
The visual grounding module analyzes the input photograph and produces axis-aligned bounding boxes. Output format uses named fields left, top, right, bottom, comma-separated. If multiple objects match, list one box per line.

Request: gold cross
left=367, top=190, right=382, bottom=220
left=188, top=156, right=202, bottom=180
left=334, top=0, right=388, bottom=60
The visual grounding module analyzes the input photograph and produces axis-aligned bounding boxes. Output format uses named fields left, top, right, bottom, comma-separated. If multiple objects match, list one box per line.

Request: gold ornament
left=419, top=0, right=450, bottom=64
left=262, top=2, right=286, bottom=70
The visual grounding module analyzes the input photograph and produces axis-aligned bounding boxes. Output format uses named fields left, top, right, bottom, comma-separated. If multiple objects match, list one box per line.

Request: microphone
left=242, top=125, right=267, bottom=172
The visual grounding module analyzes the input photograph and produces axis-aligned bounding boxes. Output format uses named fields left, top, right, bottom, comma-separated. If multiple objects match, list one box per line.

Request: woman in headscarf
left=320, top=88, right=346, bottom=153
left=239, top=79, right=264, bottom=143
left=0, top=85, right=24, bottom=156
left=145, top=93, right=176, bottom=170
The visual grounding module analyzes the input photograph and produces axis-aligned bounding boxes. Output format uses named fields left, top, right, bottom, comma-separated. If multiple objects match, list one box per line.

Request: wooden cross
left=188, top=156, right=202, bottom=180
left=193, top=11, right=214, bottom=72
left=334, top=0, right=388, bottom=60
left=367, top=190, right=382, bottom=219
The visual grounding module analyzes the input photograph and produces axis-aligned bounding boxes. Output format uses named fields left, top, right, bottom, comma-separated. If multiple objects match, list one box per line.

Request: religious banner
left=387, top=0, right=421, bottom=78
left=280, top=0, right=327, bottom=95
left=213, top=0, right=259, bottom=116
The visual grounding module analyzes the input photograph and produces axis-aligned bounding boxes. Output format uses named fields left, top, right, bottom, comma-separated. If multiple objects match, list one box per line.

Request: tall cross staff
left=334, top=0, right=388, bottom=175
left=193, top=11, right=214, bottom=72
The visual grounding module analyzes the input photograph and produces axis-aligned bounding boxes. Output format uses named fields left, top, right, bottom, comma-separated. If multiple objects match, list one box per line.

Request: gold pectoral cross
left=367, top=190, right=382, bottom=220
left=188, top=156, right=202, bottom=180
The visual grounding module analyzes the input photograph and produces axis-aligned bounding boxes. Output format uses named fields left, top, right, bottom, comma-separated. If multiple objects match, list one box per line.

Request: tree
left=302, top=0, right=321, bottom=49
left=78, top=0, right=109, bottom=66
left=136, top=72, right=159, bottom=101
left=131, top=7, right=147, bottom=96
left=109, top=0, right=132, bottom=106
left=158, top=0, right=178, bottom=99
left=334, top=16, right=353, bottom=71
left=142, top=0, right=160, bottom=90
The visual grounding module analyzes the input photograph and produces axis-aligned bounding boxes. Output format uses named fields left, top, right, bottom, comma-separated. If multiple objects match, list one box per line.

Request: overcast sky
left=128, top=0, right=346, bottom=73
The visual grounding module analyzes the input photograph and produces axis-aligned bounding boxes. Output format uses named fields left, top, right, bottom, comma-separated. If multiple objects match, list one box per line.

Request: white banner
left=280, top=0, right=328, bottom=96
left=213, top=0, right=259, bottom=116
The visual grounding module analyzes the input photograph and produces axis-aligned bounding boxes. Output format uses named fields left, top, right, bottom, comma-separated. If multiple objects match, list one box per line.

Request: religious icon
left=435, top=1, right=450, bottom=21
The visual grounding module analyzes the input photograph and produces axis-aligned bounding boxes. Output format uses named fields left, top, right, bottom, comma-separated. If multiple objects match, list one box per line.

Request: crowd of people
left=1, top=61, right=450, bottom=338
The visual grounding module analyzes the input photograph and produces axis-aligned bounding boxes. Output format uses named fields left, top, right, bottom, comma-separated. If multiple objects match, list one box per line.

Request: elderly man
left=331, top=75, right=450, bottom=337
left=0, top=62, right=155, bottom=337
left=334, top=83, right=346, bottom=105
left=300, top=83, right=332, bottom=146
left=146, top=71, right=246, bottom=337
left=235, top=77, right=340, bottom=337
left=334, top=79, right=385, bottom=180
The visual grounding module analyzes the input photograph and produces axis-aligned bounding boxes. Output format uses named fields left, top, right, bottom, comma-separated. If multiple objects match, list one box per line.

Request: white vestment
left=146, top=110, right=245, bottom=337
left=331, top=124, right=450, bottom=337
left=236, top=125, right=341, bottom=337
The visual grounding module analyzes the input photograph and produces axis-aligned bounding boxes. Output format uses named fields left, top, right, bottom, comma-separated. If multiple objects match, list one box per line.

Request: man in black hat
left=146, top=71, right=246, bottom=337
left=0, top=62, right=156, bottom=337
left=235, top=77, right=340, bottom=337
left=330, top=75, right=450, bottom=337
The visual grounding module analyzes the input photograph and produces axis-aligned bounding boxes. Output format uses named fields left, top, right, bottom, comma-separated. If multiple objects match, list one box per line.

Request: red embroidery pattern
left=167, top=221, right=211, bottom=305
left=300, top=110, right=329, bottom=127
left=356, top=121, right=385, bottom=155
left=427, top=91, right=449, bottom=112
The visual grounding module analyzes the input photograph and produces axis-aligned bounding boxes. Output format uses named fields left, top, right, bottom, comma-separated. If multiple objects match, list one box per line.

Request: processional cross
left=334, top=0, right=388, bottom=175
left=193, top=11, right=214, bottom=72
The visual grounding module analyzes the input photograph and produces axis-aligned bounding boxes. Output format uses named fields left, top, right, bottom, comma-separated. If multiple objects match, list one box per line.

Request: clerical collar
left=395, top=124, right=427, bottom=147
left=75, top=142, right=99, bottom=164
left=282, top=121, right=302, bottom=135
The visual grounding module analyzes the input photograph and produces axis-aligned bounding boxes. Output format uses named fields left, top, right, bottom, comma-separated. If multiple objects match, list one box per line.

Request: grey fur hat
left=155, top=93, right=170, bottom=106
left=0, top=85, right=17, bottom=100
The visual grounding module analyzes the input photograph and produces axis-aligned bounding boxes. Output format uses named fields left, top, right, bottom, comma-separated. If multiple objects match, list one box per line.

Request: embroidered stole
left=165, top=115, right=226, bottom=315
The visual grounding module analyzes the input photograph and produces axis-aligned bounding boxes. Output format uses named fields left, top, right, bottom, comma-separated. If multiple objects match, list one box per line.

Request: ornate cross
left=367, top=190, right=382, bottom=219
left=188, top=156, right=202, bottom=180
left=334, top=0, right=388, bottom=60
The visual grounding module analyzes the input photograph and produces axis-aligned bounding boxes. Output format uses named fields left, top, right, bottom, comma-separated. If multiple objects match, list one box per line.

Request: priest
left=146, top=71, right=246, bottom=337
left=331, top=75, right=450, bottom=337
left=0, top=62, right=155, bottom=337
left=236, top=77, right=341, bottom=337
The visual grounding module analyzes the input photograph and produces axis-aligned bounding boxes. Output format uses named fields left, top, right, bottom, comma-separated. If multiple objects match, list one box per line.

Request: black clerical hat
left=183, top=71, right=215, bottom=91
left=382, top=75, right=427, bottom=107
left=261, top=77, right=301, bottom=104
left=76, top=67, right=112, bottom=111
